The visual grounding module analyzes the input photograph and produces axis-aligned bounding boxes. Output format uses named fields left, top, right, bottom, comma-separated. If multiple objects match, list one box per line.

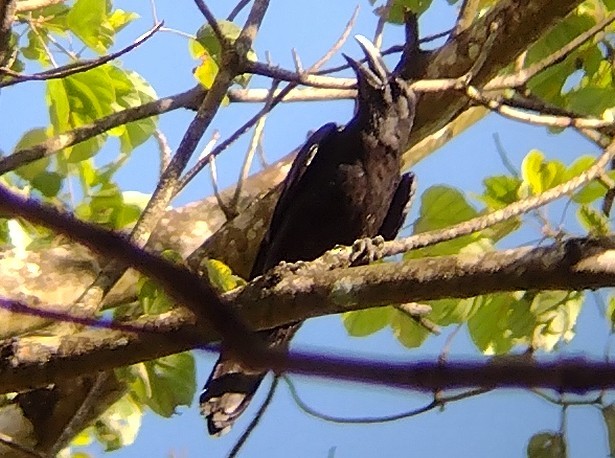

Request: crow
left=200, top=34, right=418, bottom=436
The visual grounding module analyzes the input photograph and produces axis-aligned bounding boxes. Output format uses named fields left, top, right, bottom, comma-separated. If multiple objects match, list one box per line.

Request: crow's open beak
left=343, top=35, right=389, bottom=88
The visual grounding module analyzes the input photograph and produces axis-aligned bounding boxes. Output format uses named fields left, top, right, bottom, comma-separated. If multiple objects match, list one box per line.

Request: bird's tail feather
left=199, top=358, right=265, bottom=436
left=200, top=325, right=300, bottom=435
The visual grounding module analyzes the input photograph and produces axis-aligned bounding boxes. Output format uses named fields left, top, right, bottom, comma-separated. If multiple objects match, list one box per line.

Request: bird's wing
left=377, top=172, right=416, bottom=241
left=250, top=122, right=339, bottom=277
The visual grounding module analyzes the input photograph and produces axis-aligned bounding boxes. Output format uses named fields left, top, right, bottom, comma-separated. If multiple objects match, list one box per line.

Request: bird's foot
left=349, top=235, right=386, bottom=266
left=261, top=260, right=308, bottom=287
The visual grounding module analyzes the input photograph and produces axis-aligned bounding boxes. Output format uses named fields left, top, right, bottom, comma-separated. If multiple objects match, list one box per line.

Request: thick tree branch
left=3, top=236, right=615, bottom=394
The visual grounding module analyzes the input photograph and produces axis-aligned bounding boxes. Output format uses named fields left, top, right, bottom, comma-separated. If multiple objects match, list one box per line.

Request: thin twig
left=373, top=0, right=392, bottom=49
left=492, top=133, right=520, bottom=177
left=227, top=376, right=280, bottom=458
left=0, top=186, right=264, bottom=364
left=228, top=82, right=276, bottom=213
left=486, top=10, right=615, bottom=91
left=383, top=140, right=615, bottom=257
left=466, top=85, right=615, bottom=129
left=0, top=432, right=45, bottom=458
left=306, top=139, right=615, bottom=268
left=48, top=372, right=115, bottom=456
left=394, top=303, right=440, bottom=335
left=154, top=129, right=173, bottom=176
left=0, top=22, right=163, bottom=88
left=179, top=5, right=351, bottom=192
left=311, top=6, right=359, bottom=71
left=228, top=0, right=251, bottom=21
left=178, top=82, right=294, bottom=192
left=284, top=375, right=489, bottom=424
left=194, top=0, right=226, bottom=46
left=0, top=85, right=204, bottom=175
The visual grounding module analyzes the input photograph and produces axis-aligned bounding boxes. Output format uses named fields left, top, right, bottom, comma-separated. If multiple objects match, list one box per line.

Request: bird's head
left=344, top=35, right=417, bottom=151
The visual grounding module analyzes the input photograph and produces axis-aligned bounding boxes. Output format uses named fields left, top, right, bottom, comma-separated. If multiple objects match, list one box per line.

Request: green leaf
left=414, top=186, right=478, bottom=232
left=191, top=20, right=256, bottom=87
left=529, top=291, right=583, bottom=351
left=106, top=67, right=157, bottom=153
left=342, top=307, right=391, bottom=337
left=66, top=0, right=113, bottom=53
left=12, top=128, right=50, bottom=180
left=607, top=296, right=615, bottom=331
left=577, top=204, right=610, bottom=235
left=93, top=395, right=142, bottom=451
left=137, top=278, right=172, bottom=314
left=75, top=183, right=142, bottom=228
left=203, top=258, right=246, bottom=292
left=566, top=86, right=615, bottom=117
left=406, top=185, right=484, bottom=257
left=527, top=432, right=566, bottom=458
left=390, top=310, right=429, bottom=348
left=20, top=3, right=70, bottom=34
left=566, top=156, right=615, bottom=204
left=521, top=150, right=566, bottom=195
left=193, top=49, right=219, bottom=89
left=130, top=353, right=196, bottom=418
left=71, top=429, right=94, bottom=447
left=602, top=404, right=615, bottom=456
left=526, top=12, right=595, bottom=101
left=46, top=65, right=117, bottom=162
left=31, top=171, right=63, bottom=197
left=383, top=0, right=433, bottom=22
left=468, top=293, right=535, bottom=355
left=428, top=297, right=480, bottom=326
left=108, top=9, right=139, bottom=33
left=479, top=175, right=522, bottom=210
left=21, top=29, right=52, bottom=66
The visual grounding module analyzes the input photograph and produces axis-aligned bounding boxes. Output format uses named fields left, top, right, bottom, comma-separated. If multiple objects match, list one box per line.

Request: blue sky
left=1, top=1, right=611, bottom=456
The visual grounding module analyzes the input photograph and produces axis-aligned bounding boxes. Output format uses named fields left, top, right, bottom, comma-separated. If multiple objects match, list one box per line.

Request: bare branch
left=0, top=86, right=206, bottom=175
left=0, top=185, right=264, bottom=365
left=0, top=22, right=163, bottom=88
left=486, top=10, right=615, bottom=91
left=466, top=84, right=615, bottom=129
left=285, top=375, right=489, bottom=424
left=194, top=0, right=227, bottom=46
left=228, top=0, right=251, bottom=21
left=228, top=376, right=280, bottom=458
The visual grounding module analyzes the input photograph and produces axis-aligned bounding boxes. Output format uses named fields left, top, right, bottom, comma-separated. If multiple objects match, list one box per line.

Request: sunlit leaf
left=31, top=171, right=63, bottom=197
left=12, top=128, right=50, bottom=180
left=521, top=150, right=565, bottom=195
left=130, top=353, right=196, bottom=418
left=191, top=20, right=256, bottom=87
left=529, top=291, right=583, bottom=351
left=108, top=9, right=139, bottom=33
left=479, top=175, right=522, bottom=210
left=390, top=310, right=430, bottom=348
left=67, top=0, right=113, bottom=53
left=577, top=204, right=610, bottom=235
left=467, top=293, right=535, bottom=355
left=93, top=395, right=142, bottom=451
left=343, top=306, right=391, bottom=336
left=203, top=258, right=247, bottom=292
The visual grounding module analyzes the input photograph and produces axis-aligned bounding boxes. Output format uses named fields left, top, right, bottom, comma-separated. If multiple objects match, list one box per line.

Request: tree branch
left=3, top=235, right=615, bottom=394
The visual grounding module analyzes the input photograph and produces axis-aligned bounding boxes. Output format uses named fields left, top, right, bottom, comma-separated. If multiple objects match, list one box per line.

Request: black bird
left=200, top=35, right=418, bottom=436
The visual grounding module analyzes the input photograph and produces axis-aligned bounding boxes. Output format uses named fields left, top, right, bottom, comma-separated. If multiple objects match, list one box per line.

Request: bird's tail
left=199, top=357, right=266, bottom=436
left=200, top=325, right=300, bottom=436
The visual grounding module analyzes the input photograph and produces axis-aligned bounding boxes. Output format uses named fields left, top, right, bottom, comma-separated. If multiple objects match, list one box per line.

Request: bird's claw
left=349, top=235, right=386, bottom=266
